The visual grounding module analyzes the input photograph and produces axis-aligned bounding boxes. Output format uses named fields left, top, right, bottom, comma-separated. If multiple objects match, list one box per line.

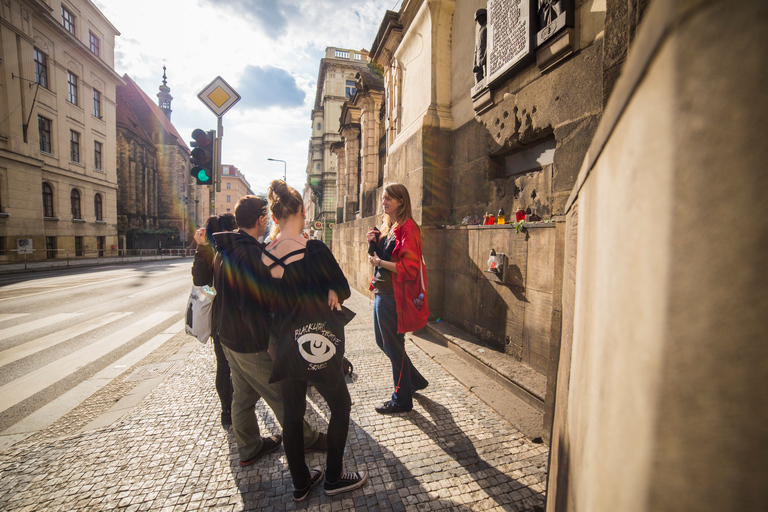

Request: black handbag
left=268, top=249, right=347, bottom=388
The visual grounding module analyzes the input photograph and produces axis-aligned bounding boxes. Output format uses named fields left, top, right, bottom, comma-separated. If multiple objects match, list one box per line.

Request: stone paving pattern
left=0, top=291, right=547, bottom=511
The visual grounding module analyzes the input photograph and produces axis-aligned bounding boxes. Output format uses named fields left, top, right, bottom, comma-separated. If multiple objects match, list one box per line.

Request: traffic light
left=190, top=128, right=214, bottom=185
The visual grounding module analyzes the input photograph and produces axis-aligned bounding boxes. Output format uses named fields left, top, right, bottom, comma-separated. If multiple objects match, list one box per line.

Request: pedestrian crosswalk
left=0, top=310, right=183, bottom=444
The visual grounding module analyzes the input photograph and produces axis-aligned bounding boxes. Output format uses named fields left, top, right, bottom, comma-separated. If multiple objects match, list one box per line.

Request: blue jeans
left=373, top=293, right=428, bottom=410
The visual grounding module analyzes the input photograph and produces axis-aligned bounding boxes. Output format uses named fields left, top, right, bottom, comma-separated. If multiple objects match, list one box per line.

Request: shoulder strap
left=262, top=248, right=306, bottom=270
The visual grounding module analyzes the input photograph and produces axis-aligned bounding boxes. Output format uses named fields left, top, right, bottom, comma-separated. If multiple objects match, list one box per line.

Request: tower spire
left=157, top=65, right=173, bottom=121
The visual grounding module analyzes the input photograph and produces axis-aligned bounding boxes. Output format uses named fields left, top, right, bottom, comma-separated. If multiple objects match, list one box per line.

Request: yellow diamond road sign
left=198, top=76, right=240, bottom=117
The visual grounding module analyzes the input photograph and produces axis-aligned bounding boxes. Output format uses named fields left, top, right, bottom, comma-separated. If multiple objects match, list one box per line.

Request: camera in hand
left=368, top=227, right=381, bottom=256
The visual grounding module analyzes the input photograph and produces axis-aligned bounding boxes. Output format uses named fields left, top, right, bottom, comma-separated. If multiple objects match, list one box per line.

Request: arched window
left=71, top=189, right=81, bottom=219
left=43, top=182, right=54, bottom=217
left=94, top=193, right=103, bottom=221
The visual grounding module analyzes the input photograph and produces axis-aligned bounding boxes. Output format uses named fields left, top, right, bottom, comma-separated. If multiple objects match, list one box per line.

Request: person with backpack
left=262, top=180, right=367, bottom=501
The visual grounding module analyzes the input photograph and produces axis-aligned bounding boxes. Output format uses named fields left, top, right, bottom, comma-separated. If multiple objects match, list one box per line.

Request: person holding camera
left=367, top=183, right=429, bottom=414
left=191, top=213, right=237, bottom=428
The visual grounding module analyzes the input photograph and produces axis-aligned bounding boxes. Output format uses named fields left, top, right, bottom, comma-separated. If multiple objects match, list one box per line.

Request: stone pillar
left=359, top=91, right=384, bottom=218
left=340, top=125, right=360, bottom=221
left=331, top=142, right=346, bottom=224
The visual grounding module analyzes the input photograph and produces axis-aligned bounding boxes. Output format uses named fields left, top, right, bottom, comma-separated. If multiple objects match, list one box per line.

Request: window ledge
left=44, top=216, right=59, bottom=221
left=73, top=218, right=86, bottom=223
left=70, top=161, right=85, bottom=168
left=94, top=168, right=105, bottom=173
left=0, top=212, right=9, bottom=218
left=95, top=220, right=106, bottom=224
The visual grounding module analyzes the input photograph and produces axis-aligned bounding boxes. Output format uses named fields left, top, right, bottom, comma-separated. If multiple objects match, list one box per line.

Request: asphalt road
left=0, top=259, right=193, bottom=433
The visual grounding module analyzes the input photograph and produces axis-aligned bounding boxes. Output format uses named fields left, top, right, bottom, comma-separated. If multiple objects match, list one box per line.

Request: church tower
left=157, top=66, right=173, bottom=120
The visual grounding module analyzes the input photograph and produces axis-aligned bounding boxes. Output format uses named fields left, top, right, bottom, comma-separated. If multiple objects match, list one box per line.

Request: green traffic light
left=197, top=169, right=211, bottom=183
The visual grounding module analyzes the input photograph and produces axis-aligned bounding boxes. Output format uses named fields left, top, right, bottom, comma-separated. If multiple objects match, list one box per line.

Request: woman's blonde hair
left=267, top=180, right=303, bottom=239
left=379, top=183, right=414, bottom=237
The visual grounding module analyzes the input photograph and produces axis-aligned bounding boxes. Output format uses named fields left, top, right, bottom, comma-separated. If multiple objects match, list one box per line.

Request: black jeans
left=212, top=337, right=233, bottom=413
left=280, top=377, right=351, bottom=488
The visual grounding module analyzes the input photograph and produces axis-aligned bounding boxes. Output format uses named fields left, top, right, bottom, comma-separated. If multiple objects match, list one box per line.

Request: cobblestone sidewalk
left=0, top=291, right=547, bottom=511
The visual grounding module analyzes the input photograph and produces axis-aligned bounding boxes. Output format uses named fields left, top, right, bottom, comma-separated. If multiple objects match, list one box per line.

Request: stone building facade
left=0, top=0, right=121, bottom=260
left=304, top=47, right=371, bottom=245
left=115, top=74, right=200, bottom=250
left=331, top=0, right=655, bottom=441
left=213, top=164, right=253, bottom=215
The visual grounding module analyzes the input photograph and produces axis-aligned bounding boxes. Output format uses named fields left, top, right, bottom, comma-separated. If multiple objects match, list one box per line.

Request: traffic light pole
left=216, top=117, right=223, bottom=193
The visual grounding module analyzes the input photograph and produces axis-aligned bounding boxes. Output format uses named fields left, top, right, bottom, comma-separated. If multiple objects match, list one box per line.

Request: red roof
left=116, top=74, right=188, bottom=151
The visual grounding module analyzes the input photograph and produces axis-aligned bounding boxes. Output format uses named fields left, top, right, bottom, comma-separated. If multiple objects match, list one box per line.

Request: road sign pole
left=216, top=117, right=223, bottom=193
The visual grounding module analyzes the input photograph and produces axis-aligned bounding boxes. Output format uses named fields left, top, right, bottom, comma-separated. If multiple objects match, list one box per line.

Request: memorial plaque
left=536, top=0, right=574, bottom=47
left=486, top=0, right=533, bottom=85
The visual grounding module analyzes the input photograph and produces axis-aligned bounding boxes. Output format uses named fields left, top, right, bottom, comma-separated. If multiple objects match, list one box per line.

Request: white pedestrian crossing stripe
left=0, top=312, right=132, bottom=367
left=2, top=319, right=185, bottom=437
left=0, top=314, right=30, bottom=323
left=0, top=313, right=81, bottom=342
left=0, top=311, right=177, bottom=413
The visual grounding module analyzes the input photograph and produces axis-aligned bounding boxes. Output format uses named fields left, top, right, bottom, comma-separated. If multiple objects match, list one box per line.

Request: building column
left=359, top=92, right=384, bottom=218
left=341, top=125, right=360, bottom=221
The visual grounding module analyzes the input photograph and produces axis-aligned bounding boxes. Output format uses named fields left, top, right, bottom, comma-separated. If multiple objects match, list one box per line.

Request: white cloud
left=93, top=0, right=391, bottom=194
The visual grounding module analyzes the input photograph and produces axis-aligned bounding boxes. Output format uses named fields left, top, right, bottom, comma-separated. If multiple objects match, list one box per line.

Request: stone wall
left=546, top=0, right=768, bottom=510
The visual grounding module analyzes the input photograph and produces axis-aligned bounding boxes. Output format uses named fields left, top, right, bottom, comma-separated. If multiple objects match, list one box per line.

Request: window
left=61, top=6, right=75, bottom=35
left=89, top=32, right=100, bottom=56
left=43, top=183, right=54, bottom=217
left=226, top=182, right=231, bottom=190
left=94, top=141, right=102, bottom=170
left=70, top=131, right=80, bottom=162
left=317, top=123, right=322, bottom=130
left=38, top=116, right=52, bottom=153
left=71, top=189, right=81, bottom=219
left=67, top=72, right=78, bottom=105
left=94, top=193, right=103, bottom=221
left=75, top=236, right=83, bottom=257
left=345, top=80, right=356, bottom=98
left=226, top=195, right=231, bottom=203
left=34, top=48, right=48, bottom=88
left=335, top=50, right=349, bottom=58
left=316, top=163, right=321, bottom=171
left=354, top=53, right=362, bottom=60
left=46, top=236, right=57, bottom=259
left=93, top=89, right=101, bottom=118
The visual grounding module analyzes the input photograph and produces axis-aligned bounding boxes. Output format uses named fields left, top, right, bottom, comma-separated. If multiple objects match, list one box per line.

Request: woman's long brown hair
left=379, top=183, right=415, bottom=237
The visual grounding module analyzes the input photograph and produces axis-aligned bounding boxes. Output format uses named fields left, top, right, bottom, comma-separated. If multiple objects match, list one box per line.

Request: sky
left=93, top=0, right=399, bottom=194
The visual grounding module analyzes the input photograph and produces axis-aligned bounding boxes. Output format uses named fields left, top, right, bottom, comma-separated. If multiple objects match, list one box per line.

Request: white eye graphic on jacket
left=297, top=333, right=336, bottom=364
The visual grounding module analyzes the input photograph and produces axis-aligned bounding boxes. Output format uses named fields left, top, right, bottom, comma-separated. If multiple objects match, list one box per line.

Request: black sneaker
left=238, top=435, right=282, bottom=466
left=294, top=467, right=324, bottom=501
left=324, top=471, right=368, bottom=496
left=221, top=410, right=232, bottom=429
left=375, top=400, right=412, bottom=414
left=305, top=432, right=328, bottom=452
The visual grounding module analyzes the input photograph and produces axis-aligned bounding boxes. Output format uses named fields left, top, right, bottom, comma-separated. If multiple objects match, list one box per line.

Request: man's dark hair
left=218, top=212, right=237, bottom=231
left=235, top=195, right=267, bottom=229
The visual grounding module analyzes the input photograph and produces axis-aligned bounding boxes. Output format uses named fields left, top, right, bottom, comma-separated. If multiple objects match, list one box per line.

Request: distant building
left=303, top=47, right=371, bottom=245
left=214, top=164, right=253, bottom=215
left=0, top=0, right=122, bottom=260
left=115, top=72, right=201, bottom=250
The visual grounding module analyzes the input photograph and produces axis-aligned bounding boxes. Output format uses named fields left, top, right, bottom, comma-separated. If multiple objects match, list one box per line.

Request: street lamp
left=267, top=158, right=287, bottom=182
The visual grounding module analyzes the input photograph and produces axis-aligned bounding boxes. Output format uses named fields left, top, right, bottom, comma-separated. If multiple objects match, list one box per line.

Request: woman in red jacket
left=367, top=183, right=429, bottom=414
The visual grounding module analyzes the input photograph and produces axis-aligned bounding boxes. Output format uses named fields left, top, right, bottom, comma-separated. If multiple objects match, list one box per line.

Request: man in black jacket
left=213, top=196, right=325, bottom=466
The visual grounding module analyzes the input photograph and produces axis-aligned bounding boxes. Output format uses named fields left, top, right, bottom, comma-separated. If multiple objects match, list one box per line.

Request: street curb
left=0, top=255, right=193, bottom=275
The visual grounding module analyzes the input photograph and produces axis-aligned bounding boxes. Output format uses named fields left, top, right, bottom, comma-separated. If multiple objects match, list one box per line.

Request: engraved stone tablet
left=486, top=0, right=532, bottom=85
left=536, top=0, right=574, bottom=47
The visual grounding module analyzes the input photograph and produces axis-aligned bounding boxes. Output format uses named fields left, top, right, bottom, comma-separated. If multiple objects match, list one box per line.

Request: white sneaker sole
left=324, top=472, right=368, bottom=496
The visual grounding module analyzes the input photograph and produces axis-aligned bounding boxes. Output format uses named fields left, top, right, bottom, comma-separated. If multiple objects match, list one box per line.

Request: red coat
left=391, top=218, right=429, bottom=333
